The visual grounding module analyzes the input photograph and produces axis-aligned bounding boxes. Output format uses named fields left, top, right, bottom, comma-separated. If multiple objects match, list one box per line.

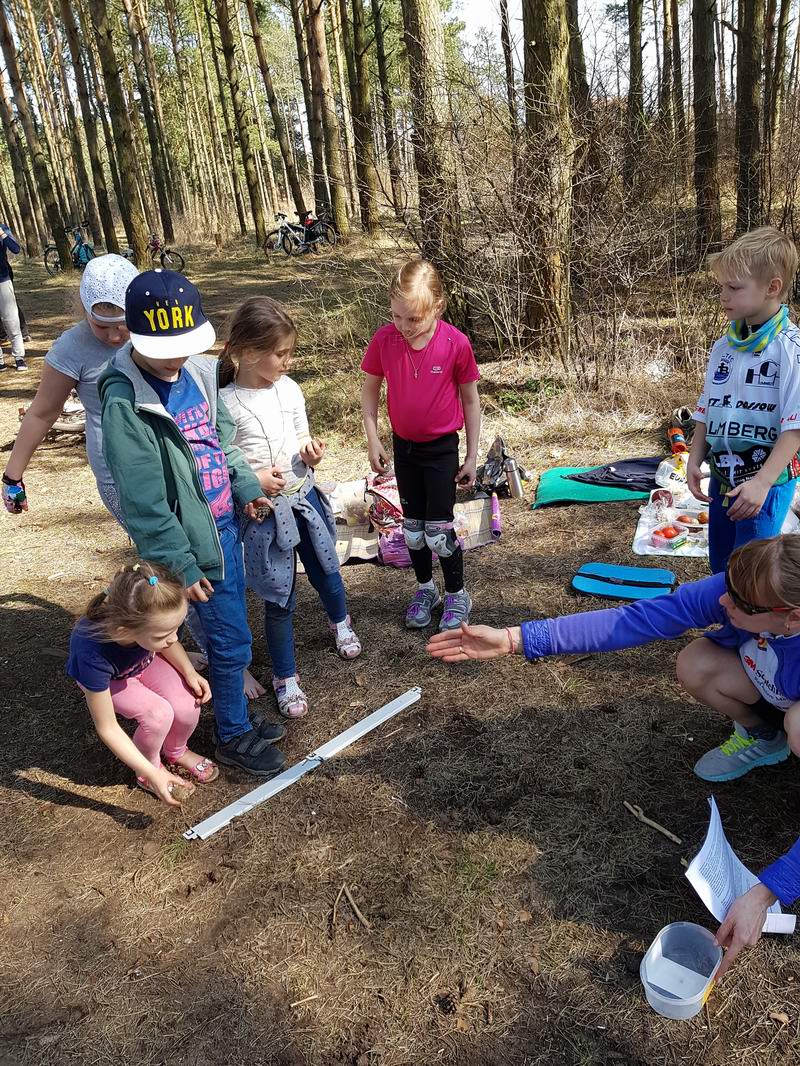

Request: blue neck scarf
left=727, top=304, right=789, bottom=353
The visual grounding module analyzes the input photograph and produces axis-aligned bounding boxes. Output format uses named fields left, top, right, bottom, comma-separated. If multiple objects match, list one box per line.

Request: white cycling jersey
left=694, top=323, right=800, bottom=486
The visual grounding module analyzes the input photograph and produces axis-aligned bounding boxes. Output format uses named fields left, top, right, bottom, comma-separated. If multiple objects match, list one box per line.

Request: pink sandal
left=273, top=674, right=309, bottom=718
left=328, top=615, right=362, bottom=660
left=168, top=756, right=219, bottom=783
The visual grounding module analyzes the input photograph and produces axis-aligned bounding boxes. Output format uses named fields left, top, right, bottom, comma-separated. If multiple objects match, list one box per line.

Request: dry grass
left=1, top=245, right=800, bottom=1065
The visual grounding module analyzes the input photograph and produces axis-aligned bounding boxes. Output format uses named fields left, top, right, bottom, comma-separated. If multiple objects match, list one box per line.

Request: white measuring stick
left=183, top=687, right=422, bottom=841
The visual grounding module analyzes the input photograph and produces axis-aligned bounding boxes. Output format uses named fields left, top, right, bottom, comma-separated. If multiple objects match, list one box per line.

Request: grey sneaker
left=438, top=590, right=472, bottom=631
left=405, top=586, right=442, bottom=628
left=693, top=723, right=790, bottom=782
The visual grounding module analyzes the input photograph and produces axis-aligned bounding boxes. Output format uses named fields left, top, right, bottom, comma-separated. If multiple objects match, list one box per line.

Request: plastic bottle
left=667, top=426, right=689, bottom=453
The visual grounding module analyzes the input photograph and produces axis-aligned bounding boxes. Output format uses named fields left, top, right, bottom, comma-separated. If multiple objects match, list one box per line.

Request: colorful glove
left=2, top=474, right=27, bottom=513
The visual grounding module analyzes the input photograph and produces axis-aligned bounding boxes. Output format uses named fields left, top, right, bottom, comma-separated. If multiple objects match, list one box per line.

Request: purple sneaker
left=439, top=590, right=472, bottom=631
left=405, top=586, right=442, bottom=628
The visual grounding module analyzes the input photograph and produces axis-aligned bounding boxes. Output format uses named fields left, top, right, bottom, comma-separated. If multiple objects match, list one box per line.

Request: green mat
left=532, top=465, right=651, bottom=509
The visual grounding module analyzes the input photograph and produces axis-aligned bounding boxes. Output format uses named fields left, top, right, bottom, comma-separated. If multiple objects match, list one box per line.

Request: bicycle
left=264, top=211, right=337, bottom=256
left=44, top=222, right=95, bottom=276
left=122, top=233, right=185, bottom=271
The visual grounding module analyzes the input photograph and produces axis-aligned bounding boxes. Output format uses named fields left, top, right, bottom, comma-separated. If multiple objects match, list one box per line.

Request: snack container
left=640, top=922, right=722, bottom=1019
left=651, top=527, right=688, bottom=550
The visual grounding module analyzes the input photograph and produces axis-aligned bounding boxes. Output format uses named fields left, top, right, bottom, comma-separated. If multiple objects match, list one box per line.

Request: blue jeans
left=191, top=520, right=253, bottom=742
left=708, top=477, right=796, bottom=574
left=263, top=489, right=347, bottom=678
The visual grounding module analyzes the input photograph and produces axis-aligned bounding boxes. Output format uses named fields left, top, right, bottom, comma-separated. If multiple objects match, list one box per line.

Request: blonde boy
left=689, top=226, right=800, bottom=572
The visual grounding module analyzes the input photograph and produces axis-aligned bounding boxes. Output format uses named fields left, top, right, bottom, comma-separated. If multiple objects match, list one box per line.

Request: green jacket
left=99, top=346, right=262, bottom=586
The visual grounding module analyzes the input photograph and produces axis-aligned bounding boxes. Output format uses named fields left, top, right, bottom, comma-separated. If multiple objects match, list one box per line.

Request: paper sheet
left=685, top=797, right=796, bottom=934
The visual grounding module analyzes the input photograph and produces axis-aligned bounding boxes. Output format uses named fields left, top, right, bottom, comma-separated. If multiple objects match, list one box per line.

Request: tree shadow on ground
left=0, top=592, right=149, bottom=829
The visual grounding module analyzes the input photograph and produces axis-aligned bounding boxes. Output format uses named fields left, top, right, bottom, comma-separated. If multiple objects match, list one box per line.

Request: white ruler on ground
left=183, top=687, right=422, bottom=841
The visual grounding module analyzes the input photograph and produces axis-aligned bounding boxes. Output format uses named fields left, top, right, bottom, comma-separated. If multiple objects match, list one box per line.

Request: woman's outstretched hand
left=426, top=622, right=520, bottom=662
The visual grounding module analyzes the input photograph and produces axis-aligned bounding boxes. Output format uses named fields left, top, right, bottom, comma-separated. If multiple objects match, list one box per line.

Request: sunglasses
left=724, top=570, right=794, bottom=616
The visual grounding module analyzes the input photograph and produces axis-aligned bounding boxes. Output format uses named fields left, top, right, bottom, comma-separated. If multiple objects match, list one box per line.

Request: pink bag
left=377, top=527, right=412, bottom=568
left=366, top=473, right=403, bottom=531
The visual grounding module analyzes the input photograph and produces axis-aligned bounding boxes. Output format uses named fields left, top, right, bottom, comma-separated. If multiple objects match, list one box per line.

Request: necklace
left=232, top=376, right=286, bottom=471
left=405, top=332, right=434, bottom=378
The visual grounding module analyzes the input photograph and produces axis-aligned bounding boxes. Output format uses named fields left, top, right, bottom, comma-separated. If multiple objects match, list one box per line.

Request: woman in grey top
left=2, top=254, right=137, bottom=521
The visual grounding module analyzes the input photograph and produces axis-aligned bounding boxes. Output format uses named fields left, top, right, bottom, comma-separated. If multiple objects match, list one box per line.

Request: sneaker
left=693, top=723, right=790, bottom=782
left=273, top=674, right=308, bottom=718
left=249, top=710, right=287, bottom=744
left=0, top=361, right=7, bottom=371
left=14, top=359, right=28, bottom=371
left=439, top=590, right=472, bottom=631
left=328, top=614, right=362, bottom=659
left=405, top=586, right=442, bottom=629
left=215, top=728, right=287, bottom=777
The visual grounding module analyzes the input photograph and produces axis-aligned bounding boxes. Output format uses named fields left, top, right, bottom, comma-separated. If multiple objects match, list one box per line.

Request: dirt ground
left=2, top=244, right=800, bottom=1065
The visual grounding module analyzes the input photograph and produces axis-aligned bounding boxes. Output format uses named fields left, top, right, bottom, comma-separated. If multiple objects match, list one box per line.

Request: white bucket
left=640, top=922, right=722, bottom=1019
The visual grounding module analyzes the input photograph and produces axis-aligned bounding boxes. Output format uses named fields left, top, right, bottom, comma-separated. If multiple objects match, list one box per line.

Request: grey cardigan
left=241, top=472, right=339, bottom=606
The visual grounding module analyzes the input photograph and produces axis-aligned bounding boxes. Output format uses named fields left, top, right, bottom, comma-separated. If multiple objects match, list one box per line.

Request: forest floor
left=1, top=240, right=800, bottom=1066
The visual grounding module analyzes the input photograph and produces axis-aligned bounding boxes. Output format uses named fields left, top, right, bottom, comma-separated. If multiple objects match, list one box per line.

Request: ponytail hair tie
left=148, top=575, right=158, bottom=586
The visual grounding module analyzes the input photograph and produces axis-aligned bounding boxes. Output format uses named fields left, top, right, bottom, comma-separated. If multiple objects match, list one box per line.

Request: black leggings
left=393, top=432, right=464, bottom=592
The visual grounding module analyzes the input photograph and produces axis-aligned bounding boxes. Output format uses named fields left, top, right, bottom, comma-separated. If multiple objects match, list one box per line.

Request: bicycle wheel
left=44, top=246, right=62, bottom=276
left=281, top=231, right=304, bottom=257
left=264, top=230, right=283, bottom=253
left=318, top=223, right=337, bottom=248
left=159, top=249, right=185, bottom=271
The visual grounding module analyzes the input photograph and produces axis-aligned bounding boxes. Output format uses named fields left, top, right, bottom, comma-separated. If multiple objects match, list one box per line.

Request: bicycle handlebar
left=275, top=212, right=287, bottom=221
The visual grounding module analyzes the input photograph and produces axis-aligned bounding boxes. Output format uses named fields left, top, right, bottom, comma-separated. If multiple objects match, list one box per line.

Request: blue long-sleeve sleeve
left=521, top=572, right=730, bottom=660
left=1, top=230, right=20, bottom=256
left=759, top=838, right=800, bottom=907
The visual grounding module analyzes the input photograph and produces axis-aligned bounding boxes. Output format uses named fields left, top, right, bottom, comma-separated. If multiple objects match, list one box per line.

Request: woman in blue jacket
left=428, top=533, right=800, bottom=977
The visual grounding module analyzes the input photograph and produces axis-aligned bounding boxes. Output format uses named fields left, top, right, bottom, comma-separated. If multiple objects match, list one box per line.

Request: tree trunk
left=330, top=0, right=359, bottom=215
left=671, top=0, right=686, bottom=140
left=660, top=0, right=676, bottom=134
left=121, top=0, right=175, bottom=241
left=401, top=0, right=470, bottom=331
left=194, top=0, right=237, bottom=220
left=234, top=3, right=276, bottom=217
left=165, top=0, right=207, bottom=219
left=289, top=0, right=330, bottom=214
left=15, top=0, right=76, bottom=223
left=44, top=0, right=101, bottom=245
left=771, top=0, right=791, bottom=142
left=245, top=0, right=307, bottom=218
left=692, top=0, right=721, bottom=254
left=371, top=0, right=404, bottom=218
left=521, top=0, right=574, bottom=360
left=714, top=4, right=728, bottom=127
left=77, top=0, right=125, bottom=223
left=624, top=0, right=646, bottom=188
left=214, top=0, right=267, bottom=246
left=134, top=0, right=178, bottom=209
left=0, top=2, right=72, bottom=267
left=204, top=0, right=249, bottom=235
left=0, top=77, right=38, bottom=252
left=566, top=0, right=591, bottom=113
left=349, top=0, right=380, bottom=233
left=87, top=0, right=149, bottom=263
left=735, top=0, right=764, bottom=232
left=305, top=0, right=350, bottom=234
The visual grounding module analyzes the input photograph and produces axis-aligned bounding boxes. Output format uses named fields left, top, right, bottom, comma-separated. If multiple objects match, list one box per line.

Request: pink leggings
left=110, top=654, right=200, bottom=769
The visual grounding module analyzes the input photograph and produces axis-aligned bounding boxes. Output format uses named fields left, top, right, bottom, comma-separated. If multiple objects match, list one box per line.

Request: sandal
left=272, top=674, right=309, bottom=719
left=328, top=614, right=362, bottom=659
left=167, top=755, right=219, bottom=783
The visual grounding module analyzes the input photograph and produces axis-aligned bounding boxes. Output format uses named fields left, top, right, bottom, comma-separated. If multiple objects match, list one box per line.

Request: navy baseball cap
left=125, top=269, right=216, bottom=359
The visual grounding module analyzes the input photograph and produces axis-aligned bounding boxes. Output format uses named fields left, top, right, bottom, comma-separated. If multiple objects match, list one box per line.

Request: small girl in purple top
left=67, top=560, right=218, bottom=805
left=428, top=534, right=800, bottom=978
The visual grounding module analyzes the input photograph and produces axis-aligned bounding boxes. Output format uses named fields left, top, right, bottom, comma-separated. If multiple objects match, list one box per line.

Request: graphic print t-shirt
left=67, top=618, right=154, bottom=692
left=694, top=324, right=800, bottom=486
left=141, top=368, right=234, bottom=525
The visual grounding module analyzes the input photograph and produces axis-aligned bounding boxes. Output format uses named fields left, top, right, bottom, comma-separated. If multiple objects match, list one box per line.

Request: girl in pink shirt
left=361, top=260, right=481, bottom=631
